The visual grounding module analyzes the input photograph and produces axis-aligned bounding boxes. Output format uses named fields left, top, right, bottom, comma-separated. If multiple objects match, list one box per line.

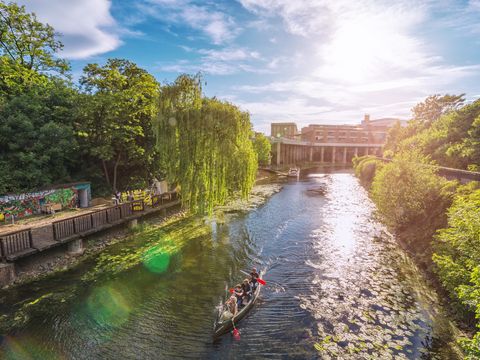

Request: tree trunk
left=102, top=160, right=111, bottom=187
left=112, top=153, right=121, bottom=193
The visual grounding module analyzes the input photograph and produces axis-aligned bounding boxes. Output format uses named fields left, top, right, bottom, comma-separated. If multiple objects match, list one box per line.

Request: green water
left=0, top=171, right=463, bottom=359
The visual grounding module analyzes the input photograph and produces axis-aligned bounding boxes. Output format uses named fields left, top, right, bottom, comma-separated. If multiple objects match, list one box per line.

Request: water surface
left=0, top=171, right=461, bottom=359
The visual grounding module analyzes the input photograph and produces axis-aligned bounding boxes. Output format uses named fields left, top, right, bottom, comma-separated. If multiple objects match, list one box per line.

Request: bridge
left=271, top=137, right=383, bottom=165
left=270, top=116, right=392, bottom=166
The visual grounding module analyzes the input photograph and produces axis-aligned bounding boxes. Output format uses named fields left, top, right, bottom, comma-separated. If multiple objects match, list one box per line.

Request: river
left=0, top=170, right=462, bottom=359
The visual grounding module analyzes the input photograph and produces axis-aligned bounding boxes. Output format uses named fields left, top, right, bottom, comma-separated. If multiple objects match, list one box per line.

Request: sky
left=17, top=0, right=480, bottom=133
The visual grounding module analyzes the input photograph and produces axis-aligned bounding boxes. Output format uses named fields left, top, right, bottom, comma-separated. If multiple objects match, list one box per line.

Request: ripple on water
left=0, top=173, right=461, bottom=359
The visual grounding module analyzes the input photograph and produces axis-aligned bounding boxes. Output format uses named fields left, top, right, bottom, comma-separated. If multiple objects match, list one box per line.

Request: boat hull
left=213, top=273, right=263, bottom=338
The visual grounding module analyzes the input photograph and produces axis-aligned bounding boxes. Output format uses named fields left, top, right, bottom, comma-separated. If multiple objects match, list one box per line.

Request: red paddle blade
left=257, top=278, right=266, bottom=285
left=233, top=328, right=240, bottom=339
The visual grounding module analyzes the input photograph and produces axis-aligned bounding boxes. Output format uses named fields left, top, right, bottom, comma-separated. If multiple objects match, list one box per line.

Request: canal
left=0, top=170, right=461, bottom=359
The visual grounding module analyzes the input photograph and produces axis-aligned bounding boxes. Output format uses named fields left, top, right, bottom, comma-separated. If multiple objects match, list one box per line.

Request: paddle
left=232, top=319, right=240, bottom=340
left=240, top=269, right=266, bottom=285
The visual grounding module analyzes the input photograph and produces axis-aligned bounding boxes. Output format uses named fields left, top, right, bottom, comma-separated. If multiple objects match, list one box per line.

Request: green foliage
left=0, top=1, right=69, bottom=74
left=385, top=96, right=480, bottom=170
left=352, top=156, right=383, bottom=187
left=77, top=59, right=161, bottom=192
left=154, top=74, right=257, bottom=214
left=411, top=94, right=465, bottom=126
left=252, top=132, right=271, bottom=166
left=371, top=151, right=455, bottom=231
left=0, top=78, right=79, bottom=193
left=433, top=187, right=480, bottom=357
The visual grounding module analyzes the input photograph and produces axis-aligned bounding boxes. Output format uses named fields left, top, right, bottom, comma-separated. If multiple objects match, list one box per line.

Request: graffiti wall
left=0, top=183, right=91, bottom=221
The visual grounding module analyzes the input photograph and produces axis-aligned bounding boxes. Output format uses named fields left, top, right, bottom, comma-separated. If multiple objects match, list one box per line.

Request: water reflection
left=0, top=172, right=460, bottom=359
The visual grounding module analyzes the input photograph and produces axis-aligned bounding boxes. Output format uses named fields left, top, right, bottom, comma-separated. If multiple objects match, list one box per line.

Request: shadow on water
left=0, top=170, right=462, bottom=359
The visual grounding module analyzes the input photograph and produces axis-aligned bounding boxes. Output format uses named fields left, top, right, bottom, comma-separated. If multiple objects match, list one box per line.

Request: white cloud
left=143, top=0, right=238, bottom=44
left=18, top=0, right=122, bottom=59
left=233, top=0, right=480, bottom=130
left=157, top=46, right=268, bottom=75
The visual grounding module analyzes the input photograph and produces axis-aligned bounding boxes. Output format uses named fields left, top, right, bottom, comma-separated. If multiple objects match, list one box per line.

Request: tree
left=0, top=78, right=79, bottom=193
left=154, top=74, right=257, bottom=214
left=0, top=1, right=68, bottom=75
left=252, top=132, right=271, bottom=166
left=411, top=94, right=465, bottom=126
left=77, top=59, right=160, bottom=193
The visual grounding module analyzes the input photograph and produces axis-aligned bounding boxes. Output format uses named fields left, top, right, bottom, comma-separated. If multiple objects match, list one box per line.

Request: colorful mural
left=0, top=183, right=91, bottom=222
left=44, top=188, right=76, bottom=207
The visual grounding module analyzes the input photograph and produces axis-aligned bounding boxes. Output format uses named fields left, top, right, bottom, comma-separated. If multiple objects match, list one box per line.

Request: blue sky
left=18, top=0, right=480, bottom=133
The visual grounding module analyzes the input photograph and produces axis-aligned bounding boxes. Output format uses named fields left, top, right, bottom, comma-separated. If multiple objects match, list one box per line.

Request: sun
left=314, top=6, right=419, bottom=85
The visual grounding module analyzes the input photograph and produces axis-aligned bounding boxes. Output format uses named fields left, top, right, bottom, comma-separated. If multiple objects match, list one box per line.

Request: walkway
left=0, top=193, right=180, bottom=262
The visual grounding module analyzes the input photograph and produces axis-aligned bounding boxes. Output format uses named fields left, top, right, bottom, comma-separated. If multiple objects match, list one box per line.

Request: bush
left=433, top=186, right=480, bottom=357
left=353, top=156, right=383, bottom=187
left=370, top=151, right=455, bottom=231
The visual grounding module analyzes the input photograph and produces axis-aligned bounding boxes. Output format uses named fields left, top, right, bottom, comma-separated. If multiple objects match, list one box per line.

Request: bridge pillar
left=354, top=147, right=358, bottom=158
left=332, top=146, right=336, bottom=163
left=343, top=147, right=347, bottom=163
left=276, top=142, right=281, bottom=166
left=0, top=263, right=16, bottom=287
left=68, top=238, right=84, bottom=256
left=309, top=147, right=313, bottom=162
left=321, top=147, right=324, bottom=162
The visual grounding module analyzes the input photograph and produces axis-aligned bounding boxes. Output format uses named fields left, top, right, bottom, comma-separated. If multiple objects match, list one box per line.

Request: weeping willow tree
left=154, top=74, right=257, bottom=214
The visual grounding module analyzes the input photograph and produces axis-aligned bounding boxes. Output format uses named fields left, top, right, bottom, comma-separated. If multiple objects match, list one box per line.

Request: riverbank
left=353, top=156, right=477, bottom=355
left=2, top=182, right=282, bottom=290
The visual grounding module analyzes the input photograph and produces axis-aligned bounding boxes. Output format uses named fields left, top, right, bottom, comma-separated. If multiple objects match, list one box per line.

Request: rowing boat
left=213, top=271, right=264, bottom=339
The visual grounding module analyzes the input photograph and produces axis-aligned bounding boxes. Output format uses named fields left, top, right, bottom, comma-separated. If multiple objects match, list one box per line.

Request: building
left=271, top=122, right=298, bottom=139
left=270, top=115, right=403, bottom=165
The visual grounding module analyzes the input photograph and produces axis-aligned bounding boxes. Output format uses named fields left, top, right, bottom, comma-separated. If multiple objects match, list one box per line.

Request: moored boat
left=213, top=271, right=264, bottom=339
left=288, top=168, right=300, bottom=177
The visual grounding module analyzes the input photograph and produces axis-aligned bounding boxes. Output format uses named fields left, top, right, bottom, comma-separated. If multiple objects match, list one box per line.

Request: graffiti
left=44, top=188, right=77, bottom=207
left=0, top=186, right=83, bottom=221
left=0, top=197, right=40, bottom=219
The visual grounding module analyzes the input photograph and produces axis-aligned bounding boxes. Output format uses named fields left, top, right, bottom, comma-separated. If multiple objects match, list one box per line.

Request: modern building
left=270, top=115, right=403, bottom=165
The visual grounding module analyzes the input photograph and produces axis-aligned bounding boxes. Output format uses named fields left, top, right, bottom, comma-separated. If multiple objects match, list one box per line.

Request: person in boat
left=242, top=278, right=252, bottom=303
left=220, top=295, right=237, bottom=322
left=250, top=268, right=259, bottom=291
left=234, top=284, right=244, bottom=308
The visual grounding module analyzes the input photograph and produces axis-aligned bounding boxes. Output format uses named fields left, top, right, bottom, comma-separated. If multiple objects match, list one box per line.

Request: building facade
left=270, top=115, right=402, bottom=166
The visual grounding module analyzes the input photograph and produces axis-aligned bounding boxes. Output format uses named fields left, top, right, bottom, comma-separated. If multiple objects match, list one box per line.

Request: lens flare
left=1, top=336, right=63, bottom=360
left=142, top=245, right=171, bottom=273
left=86, top=286, right=131, bottom=328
